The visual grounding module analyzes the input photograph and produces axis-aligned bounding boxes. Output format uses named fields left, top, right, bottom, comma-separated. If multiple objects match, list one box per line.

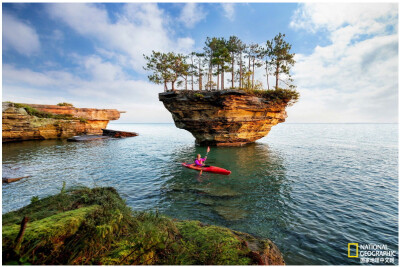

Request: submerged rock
left=214, top=205, right=248, bottom=221
left=2, top=187, right=285, bottom=265
left=159, top=90, right=288, bottom=146
left=192, top=186, right=241, bottom=197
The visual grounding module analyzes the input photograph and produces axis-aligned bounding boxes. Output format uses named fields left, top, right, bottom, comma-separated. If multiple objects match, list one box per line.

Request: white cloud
left=2, top=12, right=40, bottom=56
left=2, top=57, right=172, bottom=122
left=46, top=3, right=195, bottom=72
left=288, top=3, right=398, bottom=123
left=221, top=3, right=235, bottom=21
left=3, top=3, right=201, bottom=123
left=178, top=3, right=207, bottom=28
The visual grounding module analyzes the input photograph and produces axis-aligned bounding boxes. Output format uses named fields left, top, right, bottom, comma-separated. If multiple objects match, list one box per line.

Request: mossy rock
left=2, top=186, right=284, bottom=265
left=3, top=205, right=99, bottom=261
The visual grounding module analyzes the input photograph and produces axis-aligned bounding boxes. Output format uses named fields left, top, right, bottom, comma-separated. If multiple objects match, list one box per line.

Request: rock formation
left=159, top=90, right=288, bottom=146
left=2, top=102, right=122, bottom=142
left=2, top=187, right=285, bottom=265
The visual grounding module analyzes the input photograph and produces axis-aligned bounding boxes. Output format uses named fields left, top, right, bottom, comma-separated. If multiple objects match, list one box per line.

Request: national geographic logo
left=348, top=243, right=358, bottom=258
left=348, top=243, right=396, bottom=264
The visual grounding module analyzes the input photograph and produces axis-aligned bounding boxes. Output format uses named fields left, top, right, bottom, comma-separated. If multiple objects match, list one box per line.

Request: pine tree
left=265, top=33, right=295, bottom=90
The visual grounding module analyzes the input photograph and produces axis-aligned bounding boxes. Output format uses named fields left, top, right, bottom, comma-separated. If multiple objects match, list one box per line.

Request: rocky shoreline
left=2, top=102, right=124, bottom=142
left=2, top=187, right=285, bottom=265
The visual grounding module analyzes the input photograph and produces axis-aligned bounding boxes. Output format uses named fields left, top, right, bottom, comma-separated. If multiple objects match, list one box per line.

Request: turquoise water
left=2, top=123, right=398, bottom=265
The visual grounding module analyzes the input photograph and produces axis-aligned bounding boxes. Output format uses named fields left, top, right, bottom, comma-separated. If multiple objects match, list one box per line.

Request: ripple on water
left=2, top=123, right=398, bottom=265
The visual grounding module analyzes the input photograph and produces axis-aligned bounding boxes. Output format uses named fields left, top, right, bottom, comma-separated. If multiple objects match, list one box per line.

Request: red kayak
left=182, top=163, right=231, bottom=175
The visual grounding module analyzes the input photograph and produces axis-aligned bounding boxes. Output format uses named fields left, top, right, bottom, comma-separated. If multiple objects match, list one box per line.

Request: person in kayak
left=194, top=154, right=207, bottom=166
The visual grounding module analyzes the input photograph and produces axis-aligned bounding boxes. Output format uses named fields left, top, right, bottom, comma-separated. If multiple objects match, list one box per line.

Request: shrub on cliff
left=245, top=88, right=300, bottom=106
left=2, top=187, right=283, bottom=265
left=57, top=102, right=74, bottom=107
left=12, top=103, right=87, bottom=122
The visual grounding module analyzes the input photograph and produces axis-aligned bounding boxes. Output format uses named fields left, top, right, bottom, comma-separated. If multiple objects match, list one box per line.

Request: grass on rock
left=2, top=187, right=263, bottom=265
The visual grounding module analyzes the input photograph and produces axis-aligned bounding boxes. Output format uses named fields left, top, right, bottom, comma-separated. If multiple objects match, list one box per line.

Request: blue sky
left=2, top=3, right=398, bottom=123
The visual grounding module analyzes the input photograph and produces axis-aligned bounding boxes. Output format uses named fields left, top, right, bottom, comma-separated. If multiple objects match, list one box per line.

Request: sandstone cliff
left=159, top=90, right=288, bottom=146
left=2, top=102, right=121, bottom=142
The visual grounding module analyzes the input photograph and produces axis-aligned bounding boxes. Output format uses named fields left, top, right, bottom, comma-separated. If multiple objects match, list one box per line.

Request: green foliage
left=57, top=102, right=74, bottom=107
left=2, top=187, right=260, bottom=265
left=143, top=51, right=190, bottom=91
left=144, top=33, right=297, bottom=95
left=60, top=181, right=66, bottom=194
left=244, top=88, right=300, bottom=106
left=265, top=33, right=296, bottom=89
left=30, top=196, right=39, bottom=204
left=193, top=93, right=204, bottom=98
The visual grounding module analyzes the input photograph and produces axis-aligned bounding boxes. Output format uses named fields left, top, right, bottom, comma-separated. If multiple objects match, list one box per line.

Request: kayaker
left=194, top=154, right=207, bottom=166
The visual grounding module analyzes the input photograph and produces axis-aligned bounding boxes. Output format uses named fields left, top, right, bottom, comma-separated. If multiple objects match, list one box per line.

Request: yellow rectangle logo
left=348, top=243, right=359, bottom=258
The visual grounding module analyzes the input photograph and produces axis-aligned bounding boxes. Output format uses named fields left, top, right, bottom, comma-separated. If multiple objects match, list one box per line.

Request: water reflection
left=158, top=143, right=294, bottom=243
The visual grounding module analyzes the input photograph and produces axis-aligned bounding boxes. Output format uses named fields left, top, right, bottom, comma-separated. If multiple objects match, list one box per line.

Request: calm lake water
left=2, top=123, right=398, bottom=265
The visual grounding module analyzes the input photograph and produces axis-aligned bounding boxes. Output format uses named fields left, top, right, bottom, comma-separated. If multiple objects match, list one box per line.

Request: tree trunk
left=239, top=53, right=242, bottom=88
left=275, top=62, right=279, bottom=90
left=191, top=57, right=194, bottom=90
left=199, top=61, right=202, bottom=91
left=266, top=67, right=270, bottom=90
left=164, top=81, right=167, bottom=92
left=217, top=65, right=220, bottom=90
left=252, top=58, right=255, bottom=89
left=172, top=81, right=175, bottom=91
left=208, top=62, right=212, bottom=90
left=222, top=69, right=224, bottom=90
left=248, top=58, right=251, bottom=89
left=185, top=75, right=188, bottom=90
left=231, top=53, right=235, bottom=89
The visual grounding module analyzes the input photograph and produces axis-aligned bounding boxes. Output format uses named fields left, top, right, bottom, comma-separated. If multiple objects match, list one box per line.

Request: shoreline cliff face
left=159, top=90, right=288, bottom=146
left=2, top=102, right=121, bottom=142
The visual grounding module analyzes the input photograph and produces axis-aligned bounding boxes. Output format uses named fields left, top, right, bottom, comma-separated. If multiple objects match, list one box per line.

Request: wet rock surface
left=102, top=129, right=138, bottom=138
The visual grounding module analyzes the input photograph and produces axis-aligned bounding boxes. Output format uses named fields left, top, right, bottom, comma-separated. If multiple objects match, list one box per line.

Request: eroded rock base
left=159, top=90, right=288, bottom=146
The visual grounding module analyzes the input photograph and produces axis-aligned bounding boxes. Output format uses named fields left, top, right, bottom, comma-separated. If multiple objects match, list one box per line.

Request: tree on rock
left=143, top=51, right=189, bottom=91
left=227, top=36, right=242, bottom=89
left=265, top=33, right=295, bottom=90
left=143, top=51, right=172, bottom=92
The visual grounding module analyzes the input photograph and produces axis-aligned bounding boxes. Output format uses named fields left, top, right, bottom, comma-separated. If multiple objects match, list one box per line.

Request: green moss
left=3, top=206, right=99, bottom=242
left=174, top=221, right=251, bottom=265
left=2, top=187, right=275, bottom=265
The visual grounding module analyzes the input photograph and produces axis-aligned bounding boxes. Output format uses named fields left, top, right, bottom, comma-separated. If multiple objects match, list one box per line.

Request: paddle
left=200, top=146, right=211, bottom=175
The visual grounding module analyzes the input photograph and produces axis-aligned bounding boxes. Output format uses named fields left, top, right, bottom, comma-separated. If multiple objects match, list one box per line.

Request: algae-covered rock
left=214, top=205, right=248, bottom=221
left=192, top=185, right=241, bottom=197
left=2, top=187, right=285, bottom=265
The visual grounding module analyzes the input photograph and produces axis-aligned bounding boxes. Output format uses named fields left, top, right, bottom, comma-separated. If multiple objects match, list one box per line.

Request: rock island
left=160, top=90, right=291, bottom=146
